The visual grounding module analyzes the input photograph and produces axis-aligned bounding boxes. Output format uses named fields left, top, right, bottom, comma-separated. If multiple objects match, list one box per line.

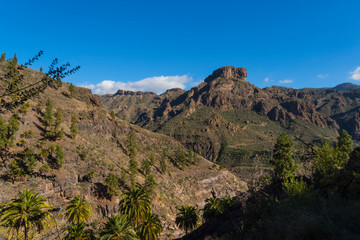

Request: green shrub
left=282, top=177, right=313, bottom=198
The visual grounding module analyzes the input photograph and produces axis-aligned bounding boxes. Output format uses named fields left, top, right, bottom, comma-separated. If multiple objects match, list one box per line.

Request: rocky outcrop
left=204, top=66, right=247, bottom=83
left=333, top=106, right=360, bottom=140
left=281, top=100, right=339, bottom=129
left=267, top=106, right=295, bottom=124
left=74, top=87, right=103, bottom=107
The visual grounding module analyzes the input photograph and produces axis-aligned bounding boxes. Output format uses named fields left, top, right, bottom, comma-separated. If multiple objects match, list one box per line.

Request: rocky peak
left=164, top=88, right=184, bottom=93
left=204, top=66, right=247, bottom=83
left=161, top=88, right=186, bottom=96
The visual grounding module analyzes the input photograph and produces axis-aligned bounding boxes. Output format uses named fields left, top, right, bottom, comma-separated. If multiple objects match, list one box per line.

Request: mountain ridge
left=101, top=66, right=360, bottom=174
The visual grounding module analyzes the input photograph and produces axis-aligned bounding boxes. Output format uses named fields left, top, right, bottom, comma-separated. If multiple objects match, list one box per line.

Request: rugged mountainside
left=0, top=62, right=246, bottom=239
left=101, top=66, right=360, bottom=173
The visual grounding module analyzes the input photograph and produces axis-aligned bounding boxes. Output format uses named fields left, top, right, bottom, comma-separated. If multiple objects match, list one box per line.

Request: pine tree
left=336, top=130, right=353, bottom=166
left=120, top=167, right=128, bottom=185
left=106, top=173, right=119, bottom=198
left=52, top=109, right=64, bottom=139
left=176, top=147, right=187, bottom=168
left=141, top=158, right=151, bottom=175
left=0, top=53, right=5, bottom=62
left=12, top=53, right=17, bottom=65
left=0, top=117, right=8, bottom=150
left=0, top=115, right=20, bottom=151
left=144, top=173, right=157, bottom=197
left=129, top=157, right=138, bottom=188
left=70, top=114, right=78, bottom=139
left=314, top=142, right=342, bottom=187
left=5, top=115, right=20, bottom=149
left=188, top=148, right=194, bottom=164
left=39, top=66, right=43, bottom=72
left=68, top=83, right=75, bottom=97
left=48, top=144, right=56, bottom=157
left=54, top=109, right=63, bottom=130
left=149, top=153, right=155, bottom=166
left=270, top=133, right=296, bottom=181
left=43, top=98, right=53, bottom=130
left=22, top=147, right=37, bottom=172
left=55, top=145, right=64, bottom=168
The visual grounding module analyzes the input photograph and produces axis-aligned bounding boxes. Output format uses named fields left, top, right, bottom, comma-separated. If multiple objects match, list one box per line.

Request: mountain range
left=101, top=66, right=360, bottom=174
left=1, top=61, right=360, bottom=239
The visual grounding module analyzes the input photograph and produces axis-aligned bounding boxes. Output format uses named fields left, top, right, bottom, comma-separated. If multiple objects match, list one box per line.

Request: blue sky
left=2, top=0, right=360, bottom=94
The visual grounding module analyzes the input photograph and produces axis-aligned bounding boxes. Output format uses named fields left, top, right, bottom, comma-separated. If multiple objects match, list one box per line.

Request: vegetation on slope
left=0, top=53, right=245, bottom=239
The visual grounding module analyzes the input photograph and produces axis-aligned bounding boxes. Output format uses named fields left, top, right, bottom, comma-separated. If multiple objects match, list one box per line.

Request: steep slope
left=102, top=67, right=341, bottom=175
left=0, top=62, right=246, bottom=239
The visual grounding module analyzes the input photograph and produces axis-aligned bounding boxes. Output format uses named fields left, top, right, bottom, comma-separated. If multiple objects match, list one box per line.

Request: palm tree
left=66, top=196, right=92, bottom=224
left=63, top=221, right=94, bottom=240
left=203, top=197, right=222, bottom=222
left=137, top=213, right=162, bottom=240
left=203, top=196, right=234, bottom=222
left=99, top=214, right=138, bottom=240
left=175, top=205, right=199, bottom=235
left=0, top=188, right=52, bottom=240
left=219, top=196, right=234, bottom=211
left=119, top=187, right=151, bottom=227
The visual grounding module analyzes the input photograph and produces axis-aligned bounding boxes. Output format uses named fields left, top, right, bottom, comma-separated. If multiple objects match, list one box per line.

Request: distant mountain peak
left=333, top=82, right=360, bottom=91
left=204, top=66, right=247, bottom=83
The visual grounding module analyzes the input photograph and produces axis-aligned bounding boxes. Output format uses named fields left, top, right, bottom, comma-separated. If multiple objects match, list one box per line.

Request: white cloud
left=279, top=79, right=293, bottom=84
left=350, top=67, right=360, bottom=81
left=80, top=75, right=192, bottom=94
left=317, top=74, right=328, bottom=79
left=264, top=77, right=275, bottom=83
